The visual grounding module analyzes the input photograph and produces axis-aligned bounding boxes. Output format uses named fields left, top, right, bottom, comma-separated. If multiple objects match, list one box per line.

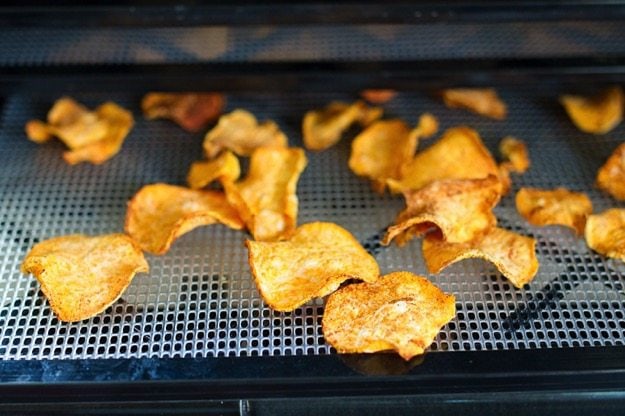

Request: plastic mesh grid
left=1, top=89, right=625, bottom=360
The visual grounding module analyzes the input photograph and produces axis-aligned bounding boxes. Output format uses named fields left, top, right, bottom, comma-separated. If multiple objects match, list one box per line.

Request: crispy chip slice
left=21, top=234, right=149, bottom=322
left=383, top=175, right=501, bottom=246
left=141, top=92, right=225, bottom=132
left=246, top=222, right=380, bottom=312
left=585, top=209, right=625, bottom=261
left=202, top=109, right=287, bottom=159
left=387, top=126, right=499, bottom=193
left=516, top=187, right=592, bottom=235
left=499, top=136, right=530, bottom=173
left=423, top=227, right=539, bottom=288
left=322, top=271, right=456, bottom=360
left=597, top=142, right=625, bottom=201
left=302, top=101, right=383, bottom=151
left=560, top=86, right=624, bottom=134
left=187, top=151, right=241, bottom=189
left=125, top=183, right=244, bottom=255
left=442, top=88, right=507, bottom=120
left=360, top=89, right=397, bottom=104
left=497, top=163, right=513, bottom=195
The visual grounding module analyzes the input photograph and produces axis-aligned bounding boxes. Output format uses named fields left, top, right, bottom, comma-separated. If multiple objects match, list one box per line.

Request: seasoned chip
left=360, top=89, right=397, bottom=104
left=560, top=86, right=623, bottom=134
left=224, top=147, right=307, bottom=241
left=442, top=88, right=507, bottom=120
left=302, top=101, right=382, bottom=151
left=387, top=126, right=499, bottom=193
left=21, top=234, right=149, bottom=322
left=322, top=271, right=456, bottom=360
left=142, top=92, right=225, bottom=132
left=497, top=163, right=513, bottom=195
left=203, top=109, right=288, bottom=158
left=516, top=187, right=592, bottom=235
left=423, top=227, right=539, bottom=288
left=597, top=142, right=625, bottom=200
left=187, top=151, right=240, bottom=189
left=499, top=137, right=530, bottom=173
left=585, top=209, right=625, bottom=261
left=125, top=183, right=244, bottom=255
left=383, top=175, right=501, bottom=246
left=246, top=222, right=380, bottom=311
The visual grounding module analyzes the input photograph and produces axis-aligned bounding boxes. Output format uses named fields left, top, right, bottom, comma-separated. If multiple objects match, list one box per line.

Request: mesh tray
left=1, top=89, right=624, bottom=361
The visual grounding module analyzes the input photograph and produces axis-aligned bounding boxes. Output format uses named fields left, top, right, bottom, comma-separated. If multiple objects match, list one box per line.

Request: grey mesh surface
left=1, top=89, right=624, bottom=361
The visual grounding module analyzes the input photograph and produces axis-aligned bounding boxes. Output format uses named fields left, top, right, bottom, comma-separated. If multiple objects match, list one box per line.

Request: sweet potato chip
left=203, top=109, right=288, bottom=158
left=442, top=88, right=507, bottom=120
left=560, top=86, right=624, bottom=134
left=302, top=101, right=382, bottom=151
left=246, top=222, right=380, bottom=311
left=585, top=209, right=625, bottom=261
left=187, top=151, right=240, bottom=189
left=597, top=142, right=625, bottom=200
left=142, top=92, right=225, bottom=132
left=322, top=271, right=456, bottom=360
left=383, top=175, right=501, bottom=246
left=387, top=126, right=499, bottom=193
left=224, top=147, right=307, bottom=241
left=516, top=187, right=592, bottom=235
left=360, top=89, right=397, bottom=104
left=21, top=234, right=149, bottom=322
left=423, top=227, right=539, bottom=288
left=125, top=183, right=244, bottom=255
left=499, top=137, right=530, bottom=173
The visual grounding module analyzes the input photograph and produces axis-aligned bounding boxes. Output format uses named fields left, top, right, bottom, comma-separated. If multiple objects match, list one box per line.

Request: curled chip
left=585, top=209, right=625, bottom=261
left=497, top=163, right=513, bottom=195
left=387, top=126, right=499, bottom=193
left=423, top=227, right=539, bottom=289
left=141, top=92, right=225, bottom=132
left=516, top=187, right=592, bottom=235
left=246, top=222, right=380, bottom=312
left=302, top=101, right=382, bottom=151
left=360, top=89, right=397, bottom=104
left=322, top=271, right=456, bottom=360
left=21, top=234, right=149, bottom=322
left=441, top=88, right=507, bottom=120
left=25, top=98, right=134, bottom=165
left=187, top=151, right=240, bottom=189
left=125, top=183, right=244, bottom=255
left=224, top=147, right=307, bottom=241
left=499, top=137, right=530, bottom=173
left=560, top=86, right=624, bottom=134
left=203, top=109, right=288, bottom=159
left=597, top=142, right=625, bottom=200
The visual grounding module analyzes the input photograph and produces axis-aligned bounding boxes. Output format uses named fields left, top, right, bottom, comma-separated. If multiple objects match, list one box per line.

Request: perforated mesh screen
left=1, top=89, right=625, bottom=360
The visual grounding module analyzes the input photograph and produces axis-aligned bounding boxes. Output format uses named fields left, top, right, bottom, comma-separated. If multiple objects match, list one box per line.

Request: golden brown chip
left=497, top=163, right=513, bottom=196
left=499, top=136, right=530, bottom=173
left=360, top=89, right=397, bottom=104
left=560, top=86, right=624, bottom=134
left=187, top=151, right=241, bottom=189
left=322, top=271, right=456, bottom=360
left=246, top=222, right=380, bottom=311
left=141, top=92, right=225, bottom=132
left=302, top=101, right=383, bottom=151
left=441, top=88, right=507, bottom=120
left=515, top=187, right=592, bottom=235
left=20, top=234, right=149, bottom=322
left=585, top=209, right=625, bottom=261
left=202, top=109, right=288, bottom=158
left=223, top=147, right=307, bottom=241
left=596, top=142, right=625, bottom=200
left=423, top=227, right=539, bottom=288
left=416, top=112, right=439, bottom=139
left=387, top=126, right=499, bottom=193
left=125, top=183, right=244, bottom=255
left=383, top=175, right=501, bottom=246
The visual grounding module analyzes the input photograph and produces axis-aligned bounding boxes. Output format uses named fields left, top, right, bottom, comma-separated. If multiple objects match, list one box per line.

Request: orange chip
left=387, top=126, right=499, bottom=193
left=597, top=142, right=625, bottom=200
left=224, top=147, right=307, bottom=241
left=585, top=209, right=625, bottom=261
left=246, top=222, right=380, bottom=311
left=499, top=137, right=530, bottom=173
left=125, top=183, right=244, bottom=255
left=560, top=86, right=624, bottom=134
left=383, top=175, right=501, bottom=246
left=360, top=89, right=397, bottom=104
left=423, top=227, right=539, bottom=288
left=516, top=187, right=592, bottom=235
left=497, top=163, right=513, bottom=195
left=21, top=234, right=149, bottom=322
left=302, top=101, right=383, bottom=151
left=187, top=151, right=241, bottom=189
left=442, top=88, right=507, bottom=120
left=141, top=92, right=225, bottom=132
left=202, top=109, right=288, bottom=158
left=322, top=271, right=456, bottom=360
